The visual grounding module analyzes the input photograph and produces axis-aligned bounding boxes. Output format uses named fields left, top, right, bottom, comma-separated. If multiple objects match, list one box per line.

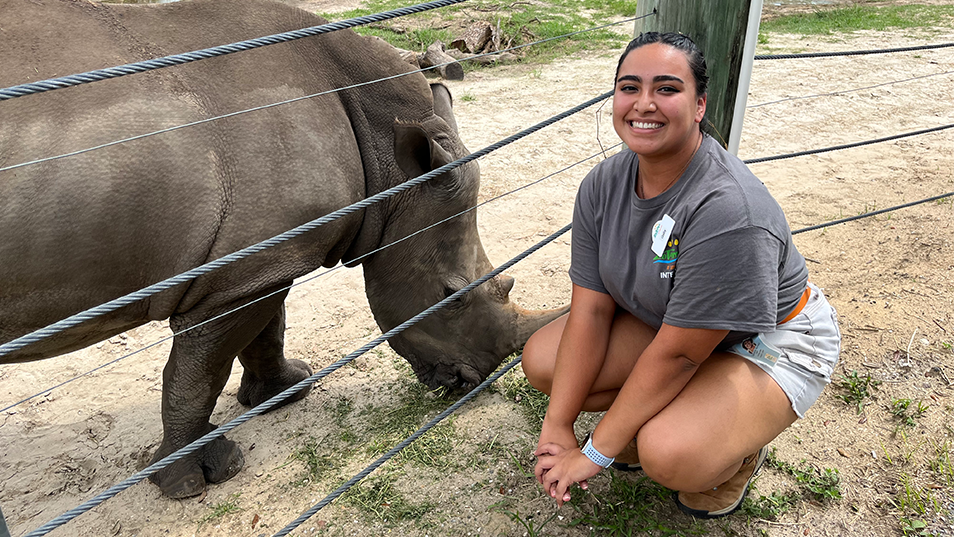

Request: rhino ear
left=393, top=121, right=455, bottom=179
left=430, top=83, right=458, bottom=134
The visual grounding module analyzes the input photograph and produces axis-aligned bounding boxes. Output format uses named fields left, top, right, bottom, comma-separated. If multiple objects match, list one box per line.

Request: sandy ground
left=2, top=8, right=954, bottom=537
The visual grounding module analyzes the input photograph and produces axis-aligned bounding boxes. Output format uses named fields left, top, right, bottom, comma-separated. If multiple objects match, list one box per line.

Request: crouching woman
left=522, top=32, right=841, bottom=518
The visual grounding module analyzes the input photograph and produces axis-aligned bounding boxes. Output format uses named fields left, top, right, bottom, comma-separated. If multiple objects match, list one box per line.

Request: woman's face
left=612, top=43, right=706, bottom=160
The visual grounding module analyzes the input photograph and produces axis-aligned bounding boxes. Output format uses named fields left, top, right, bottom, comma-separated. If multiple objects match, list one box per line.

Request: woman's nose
left=635, top=95, right=656, bottom=112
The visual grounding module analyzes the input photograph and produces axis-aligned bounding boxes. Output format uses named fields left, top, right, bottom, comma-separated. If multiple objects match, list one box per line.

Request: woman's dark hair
left=615, top=32, right=709, bottom=97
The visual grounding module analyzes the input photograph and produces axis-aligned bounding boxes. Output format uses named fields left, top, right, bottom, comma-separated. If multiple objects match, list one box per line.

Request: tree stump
left=420, top=41, right=464, bottom=80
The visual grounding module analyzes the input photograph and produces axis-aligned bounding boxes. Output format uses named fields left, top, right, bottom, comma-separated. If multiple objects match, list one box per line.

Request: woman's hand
left=533, top=418, right=579, bottom=484
left=537, top=448, right=601, bottom=506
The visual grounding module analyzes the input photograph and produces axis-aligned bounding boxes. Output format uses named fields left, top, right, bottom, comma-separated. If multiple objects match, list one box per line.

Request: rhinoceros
left=0, top=0, right=564, bottom=498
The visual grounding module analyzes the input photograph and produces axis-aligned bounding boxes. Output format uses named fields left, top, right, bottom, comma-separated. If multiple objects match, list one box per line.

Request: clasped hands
left=533, top=424, right=602, bottom=506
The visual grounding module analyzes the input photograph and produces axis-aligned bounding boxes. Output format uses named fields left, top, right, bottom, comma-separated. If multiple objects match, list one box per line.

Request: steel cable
left=0, top=91, right=612, bottom=359
left=743, top=123, right=954, bottom=164
left=269, top=197, right=954, bottom=536
left=747, top=70, right=954, bottom=109
left=1, top=143, right=622, bottom=413
left=0, top=13, right=651, bottom=174
left=754, top=41, right=954, bottom=60
left=792, top=192, right=953, bottom=235
left=271, top=354, right=525, bottom=537
left=22, top=223, right=571, bottom=537
left=0, top=0, right=468, bottom=101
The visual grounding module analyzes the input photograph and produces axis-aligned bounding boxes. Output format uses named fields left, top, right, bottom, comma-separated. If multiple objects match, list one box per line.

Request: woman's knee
left=521, top=328, right=555, bottom=394
left=637, top=422, right=724, bottom=492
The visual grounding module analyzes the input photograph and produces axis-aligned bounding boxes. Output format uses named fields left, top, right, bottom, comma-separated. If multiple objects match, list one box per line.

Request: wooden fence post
left=633, top=0, right=763, bottom=154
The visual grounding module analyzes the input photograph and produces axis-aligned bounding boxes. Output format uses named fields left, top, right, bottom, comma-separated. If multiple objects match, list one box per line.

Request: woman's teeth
left=630, top=121, right=662, bottom=129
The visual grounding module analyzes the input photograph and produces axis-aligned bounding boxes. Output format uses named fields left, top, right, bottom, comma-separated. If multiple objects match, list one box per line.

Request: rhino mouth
left=414, top=360, right=484, bottom=391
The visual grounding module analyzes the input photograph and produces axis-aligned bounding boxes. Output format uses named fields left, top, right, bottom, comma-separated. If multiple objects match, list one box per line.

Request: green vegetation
left=741, top=487, right=799, bottom=520
left=499, top=508, right=557, bottom=537
left=761, top=4, right=954, bottom=35
left=496, top=364, right=550, bottom=432
left=293, top=437, right=337, bottom=486
left=744, top=450, right=841, bottom=522
left=930, top=441, right=954, bottom=486
left=891, top=398, right=929, bottom=429
left=835, top=370, right=881, bottom=414
left=341, top=472, right=435, bottom=522
left=198, top=493, right=242, bottom=528
left=360, top=381, right=459, bottom=468
left=569, top=474, right=706, bottom=536
left=321, top=0, right=634, bottom=62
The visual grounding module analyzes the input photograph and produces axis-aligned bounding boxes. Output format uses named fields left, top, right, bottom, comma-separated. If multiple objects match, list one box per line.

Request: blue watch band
left=581, top=432, right=615, bottom=468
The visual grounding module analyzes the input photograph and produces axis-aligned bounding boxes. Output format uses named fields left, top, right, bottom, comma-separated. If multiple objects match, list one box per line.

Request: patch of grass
left=292, top=437, right=336, bottom=486
left=766, top=449, right=842, bottom=502
left=929, top=440, right=954, bottom=486
left=321, top=0, right=631, bottom=62
left=459, top=92, right=476, bottom=102
left=891, top=398, right=929, bottom=430
left=341, top=473, right=434, bottom=523
left=741, top=485, right=798, bottom=521
left=499, top=508, right=557, bottom=537
left=835, top=370, right=881, bottom=414
left=361, top=381, right=458, bottom=468
left=761, top=5, right=954, bottom=35
left=496, top=364, right=550, bottom=432
left=569, top=474, right=706, bottom=536
left=894, top=473, right=939, bottom=518
left=900, top=517, right=932, bottom=537
left=198, top=493, right=242, bottom=528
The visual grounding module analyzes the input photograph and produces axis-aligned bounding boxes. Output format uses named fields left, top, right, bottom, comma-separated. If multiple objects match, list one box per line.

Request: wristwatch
left=581, top=432, right=615, bottom=468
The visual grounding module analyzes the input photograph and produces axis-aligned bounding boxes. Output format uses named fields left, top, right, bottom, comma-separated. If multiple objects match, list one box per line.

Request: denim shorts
left=726, top=282, right=841, bottom=418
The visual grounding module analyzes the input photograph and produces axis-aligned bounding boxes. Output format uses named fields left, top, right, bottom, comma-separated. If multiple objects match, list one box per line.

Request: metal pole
left=728, top=0, right=764, bottom=155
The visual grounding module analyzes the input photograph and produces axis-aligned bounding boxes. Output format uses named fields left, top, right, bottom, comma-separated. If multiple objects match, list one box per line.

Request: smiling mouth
left=629, top=120, right=663, bottom=129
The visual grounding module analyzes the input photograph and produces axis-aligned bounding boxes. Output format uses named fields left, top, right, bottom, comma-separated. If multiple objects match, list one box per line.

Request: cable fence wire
left=792, top=192, right=953, bottom=235
left=0, top=12, right=652, bottom=174
left=0, top=90, right=613, bottom=359
left=742, top=123, right=954, bottom=165
left=747, top=69, right=954, bottom=109
left=5, top=111, right=952, bottom=405
left=0, top=0, right=468, bottom=101
left=1, top=142, right=622, bottom=413
left=754, top=41, right=954, bottom=60
left=22, top=223, right=572, bottom=537
left=271, top=354, right=526, bottom=537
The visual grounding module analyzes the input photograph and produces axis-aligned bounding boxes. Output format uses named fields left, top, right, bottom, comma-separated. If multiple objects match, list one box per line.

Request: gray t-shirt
left=569, top=135, right=808, bottom=345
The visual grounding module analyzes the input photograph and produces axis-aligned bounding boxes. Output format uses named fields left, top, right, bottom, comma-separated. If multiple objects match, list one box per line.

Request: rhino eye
left=443, top=286, right=462, bottom=301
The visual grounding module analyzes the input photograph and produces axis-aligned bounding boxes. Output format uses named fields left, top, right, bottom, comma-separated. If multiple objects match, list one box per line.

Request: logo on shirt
left=653, top=238, right=678, bottom=279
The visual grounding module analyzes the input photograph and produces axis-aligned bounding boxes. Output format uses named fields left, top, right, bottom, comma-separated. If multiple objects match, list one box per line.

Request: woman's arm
left=543, top=284, right=618, bottom=436
left=590, top=323, right=728, bottom=457
left=533, top=284, right=616, bottom=474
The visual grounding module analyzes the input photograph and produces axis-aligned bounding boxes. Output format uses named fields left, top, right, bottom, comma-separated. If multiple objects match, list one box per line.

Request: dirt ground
left=2, top=6, right=954, bottom=537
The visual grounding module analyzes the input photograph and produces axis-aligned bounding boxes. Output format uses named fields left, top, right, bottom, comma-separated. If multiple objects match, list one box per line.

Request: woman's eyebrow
left=615, top=74, right=685, bottom=84
left=654, top=74, right=685, bottom=84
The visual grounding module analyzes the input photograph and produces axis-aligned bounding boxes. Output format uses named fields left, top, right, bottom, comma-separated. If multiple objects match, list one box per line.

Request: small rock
left=837, top=448, right=849, bottom=458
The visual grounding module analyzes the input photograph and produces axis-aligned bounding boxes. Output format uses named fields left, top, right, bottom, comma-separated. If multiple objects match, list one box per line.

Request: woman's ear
left=695, top=93, right=707, bottom=124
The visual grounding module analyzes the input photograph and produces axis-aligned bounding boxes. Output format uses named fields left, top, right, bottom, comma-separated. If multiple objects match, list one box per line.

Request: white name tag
left=651, top=214, right=675, bottom=256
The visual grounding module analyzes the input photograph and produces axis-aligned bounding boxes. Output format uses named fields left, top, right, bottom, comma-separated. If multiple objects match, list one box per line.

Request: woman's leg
left=523, top=309, right=657, bottom=411
left=637, top=352, right=797, bottom=493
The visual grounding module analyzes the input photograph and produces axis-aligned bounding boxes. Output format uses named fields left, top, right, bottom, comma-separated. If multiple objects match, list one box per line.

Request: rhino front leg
left=236, top=303, right=314, bottom=407
left=148, top=292, right=289, bottom=498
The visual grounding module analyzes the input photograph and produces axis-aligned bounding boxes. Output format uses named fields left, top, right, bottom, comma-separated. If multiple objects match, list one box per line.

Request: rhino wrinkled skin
left=0, top=0, right=565, bottom=498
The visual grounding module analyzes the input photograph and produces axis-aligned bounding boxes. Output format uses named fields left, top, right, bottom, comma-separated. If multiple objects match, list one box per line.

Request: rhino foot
left=236, top=358, right=313, bottom=408
left=148, top=435, right=244, bottom=498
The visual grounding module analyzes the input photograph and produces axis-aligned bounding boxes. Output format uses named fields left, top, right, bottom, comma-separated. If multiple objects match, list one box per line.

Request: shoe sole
left=609, top=461, right=642, bottom=472
left=673, top=445, right=769, bottom=519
